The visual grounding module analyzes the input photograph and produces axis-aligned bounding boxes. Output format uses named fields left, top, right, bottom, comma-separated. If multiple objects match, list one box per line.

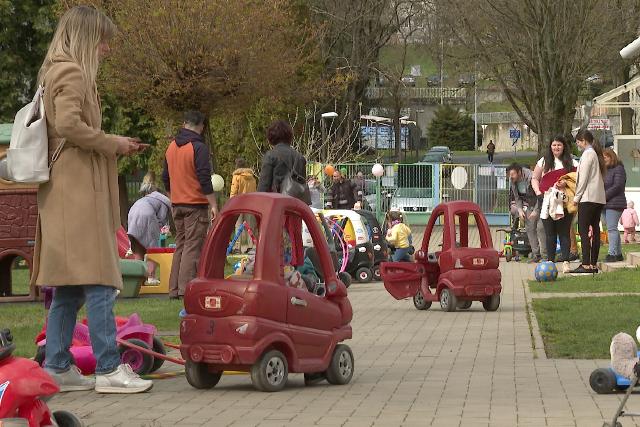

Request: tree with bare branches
left=432, top=0, right=640, bottom=150
left=310, top=0, right=418, bottom=148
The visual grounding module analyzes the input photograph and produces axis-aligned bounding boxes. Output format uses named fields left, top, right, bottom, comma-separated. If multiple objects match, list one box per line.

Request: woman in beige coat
left=35, top=5, right=152, bottom=394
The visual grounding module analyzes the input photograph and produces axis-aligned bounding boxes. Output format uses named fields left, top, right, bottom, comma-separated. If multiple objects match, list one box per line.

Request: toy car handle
left=290, top=297, right=308, bottom=307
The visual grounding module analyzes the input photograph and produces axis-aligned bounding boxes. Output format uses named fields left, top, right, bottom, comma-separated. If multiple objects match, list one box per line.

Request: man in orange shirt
left=162, top=111, right=219, bottom=299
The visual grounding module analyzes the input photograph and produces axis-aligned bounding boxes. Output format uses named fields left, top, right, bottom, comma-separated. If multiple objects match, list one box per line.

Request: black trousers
left=578, top=202, right=604, bottom=266
left=542, top=212, right=573, bottom=262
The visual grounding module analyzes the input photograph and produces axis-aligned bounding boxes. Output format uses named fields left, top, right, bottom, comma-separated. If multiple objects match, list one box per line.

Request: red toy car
left=0, top=329, right=82, bottom=427
left=180, top=193, right=354, bottom=392
left=381, top=201, right=502, bottom=312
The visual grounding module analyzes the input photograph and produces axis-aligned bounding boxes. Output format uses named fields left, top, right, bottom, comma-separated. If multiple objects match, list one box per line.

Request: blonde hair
left=139, top=172, right=157, bottom=196
left=38, top=5, right=116, bottom=89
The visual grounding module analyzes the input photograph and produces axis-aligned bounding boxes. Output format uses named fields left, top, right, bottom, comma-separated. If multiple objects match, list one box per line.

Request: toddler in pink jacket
left=620, top=200, right=639, bottom=243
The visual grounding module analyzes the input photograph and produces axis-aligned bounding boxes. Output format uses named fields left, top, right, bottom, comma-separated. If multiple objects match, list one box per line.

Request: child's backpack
left=2, top=85, right=64, bottom=184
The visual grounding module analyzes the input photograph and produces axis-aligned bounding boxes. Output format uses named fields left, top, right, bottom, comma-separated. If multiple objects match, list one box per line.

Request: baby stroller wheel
left=590, top=368, right=616, bottom=394
left=118, top=338, right=153, bottom=375
left=150, top=337, right=166, bottom=373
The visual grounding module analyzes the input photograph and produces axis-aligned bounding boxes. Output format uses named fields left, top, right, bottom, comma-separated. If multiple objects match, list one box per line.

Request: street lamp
left=321, top=112, right=338, bottom=162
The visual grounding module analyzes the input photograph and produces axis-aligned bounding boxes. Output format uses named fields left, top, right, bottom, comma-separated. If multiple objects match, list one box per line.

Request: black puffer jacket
left=604, top=163, right=627, bottom=211
left=257, top=143, right=306, bottom=193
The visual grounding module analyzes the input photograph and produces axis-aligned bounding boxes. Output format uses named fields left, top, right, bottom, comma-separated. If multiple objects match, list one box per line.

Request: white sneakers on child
left=95, top=364, right=153, bottom=394
left=47, top=364, right=153, bottom=394
left=145, top=278, right=161, bottom=286
left=45, top=365, right=95, bottom=392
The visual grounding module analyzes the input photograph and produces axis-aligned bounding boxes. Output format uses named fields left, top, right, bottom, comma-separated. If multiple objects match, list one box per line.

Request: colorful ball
left=324, top=164, right=335, bottom=176
left=211, top=174, right=225, bottom=192
left=534, top=261, right=558, bottom=282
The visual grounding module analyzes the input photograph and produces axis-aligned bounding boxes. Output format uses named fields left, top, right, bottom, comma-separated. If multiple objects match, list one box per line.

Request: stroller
left=498, top=214, right=531, bottom=262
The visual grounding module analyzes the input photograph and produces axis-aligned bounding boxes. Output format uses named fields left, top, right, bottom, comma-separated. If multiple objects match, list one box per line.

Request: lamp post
left=372, top=163, right=384, bottom=223
left=321, top=112, right=338, bottom=162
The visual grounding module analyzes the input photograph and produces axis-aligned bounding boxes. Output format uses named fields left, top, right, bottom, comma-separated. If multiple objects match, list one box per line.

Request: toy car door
left=380, top=262, right=424, bottom=299
left=284, top=214, right=342, bottom=360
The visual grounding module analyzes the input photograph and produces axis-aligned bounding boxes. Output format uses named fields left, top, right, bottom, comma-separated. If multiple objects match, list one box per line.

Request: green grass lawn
left=529, top=267, right=640, bottom=293
left=532, top=296, right=640, bottom=358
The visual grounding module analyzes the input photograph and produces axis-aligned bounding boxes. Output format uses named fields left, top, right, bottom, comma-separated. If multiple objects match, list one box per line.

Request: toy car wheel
left=590, top=368, right=616, bottom=394
left=118, top=338, right=154, bottom=375
left=150, top=337, right=166, bottom=373
left=504, top=247, right=513, bottom=262
left=52, top=410, right=83, bottom=427
left=251, top=349, right=288, bottom=392
left=458, top=301, right=472, bottom=310
left=413, top=290, right=432, bottom=310
left=185, top=360, right=222, bottom=389
left=338, top=271, right=352, bottom=288
left=325, top=344, right=354, bottom=385
left=439, top=288, right=457, bottom=312
left=372, top=265, right=381, bottom=281
left=356, top=267, right=373, bottom=283
left=482, top=294, right=500, bottom=312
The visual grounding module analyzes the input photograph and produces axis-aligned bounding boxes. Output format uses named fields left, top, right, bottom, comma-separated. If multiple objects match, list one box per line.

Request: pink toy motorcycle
left=34, top=314, right=166, bottom=376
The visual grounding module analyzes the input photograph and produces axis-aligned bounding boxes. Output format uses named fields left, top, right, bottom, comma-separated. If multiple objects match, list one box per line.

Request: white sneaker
left=95, top=364, right=153, bottom=394
left=145, top=278, right=160, bottom=286
left=562, top=261, right=571, bottom=274
left=45, top=365, right=95, bottom=392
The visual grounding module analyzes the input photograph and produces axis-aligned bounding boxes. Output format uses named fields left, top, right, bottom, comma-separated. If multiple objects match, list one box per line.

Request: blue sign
left=509, top=129, right=521, bottom=139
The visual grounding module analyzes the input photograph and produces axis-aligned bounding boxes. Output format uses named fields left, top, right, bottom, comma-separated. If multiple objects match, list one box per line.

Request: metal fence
left=308, top=162, right=510, bottom=225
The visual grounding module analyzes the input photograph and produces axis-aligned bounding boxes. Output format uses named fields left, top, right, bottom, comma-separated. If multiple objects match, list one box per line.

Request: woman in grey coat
left=127, top=175, right=172, bottom=283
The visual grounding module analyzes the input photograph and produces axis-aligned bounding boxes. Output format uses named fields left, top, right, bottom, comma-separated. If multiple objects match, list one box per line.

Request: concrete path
left=49, top=231, right=639, bottom=426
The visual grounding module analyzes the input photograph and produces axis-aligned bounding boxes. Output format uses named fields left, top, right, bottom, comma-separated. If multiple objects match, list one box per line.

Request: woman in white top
left=531, top=135, right=578, bottom=264
left=571, top=130, right=606, bottom=274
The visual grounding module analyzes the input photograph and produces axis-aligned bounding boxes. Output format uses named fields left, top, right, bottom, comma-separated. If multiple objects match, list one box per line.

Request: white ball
left=372, top=163, right=384, bottom=177
left=211, top=174, right=225, bottom=192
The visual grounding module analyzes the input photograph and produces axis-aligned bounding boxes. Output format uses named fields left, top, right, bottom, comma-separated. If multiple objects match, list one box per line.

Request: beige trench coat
left=31, top=59, right=123, bottom=289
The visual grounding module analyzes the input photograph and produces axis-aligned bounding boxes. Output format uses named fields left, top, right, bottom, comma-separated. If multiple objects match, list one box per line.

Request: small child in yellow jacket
left=386, top=211, right=413, bottom=262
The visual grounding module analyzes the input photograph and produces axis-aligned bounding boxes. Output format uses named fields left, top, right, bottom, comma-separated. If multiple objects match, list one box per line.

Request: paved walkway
left=49, top=233, right=638, bottom=426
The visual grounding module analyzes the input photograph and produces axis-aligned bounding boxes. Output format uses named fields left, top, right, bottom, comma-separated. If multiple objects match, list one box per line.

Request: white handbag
left=2, top=84, right=64, bottom=184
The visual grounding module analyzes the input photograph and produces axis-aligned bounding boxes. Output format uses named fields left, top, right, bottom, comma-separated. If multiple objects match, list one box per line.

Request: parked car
left=458, top=73, right=476, bottom=87
left=401, top=75, right=416, bottom=87
left=427, top=74, right=447, bottom=87
left=428, top=146, right=453, bottom=162
left=389, top=187, right=434, bottom=213
left=419, top=151, right=448, bottom=163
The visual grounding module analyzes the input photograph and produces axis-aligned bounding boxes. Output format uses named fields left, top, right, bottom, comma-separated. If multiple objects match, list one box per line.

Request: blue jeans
left=45, top=285, right=120, bottom=375
left=602, top=209, right=623, bottom=256
left=392, top=247, right=412, bottom=262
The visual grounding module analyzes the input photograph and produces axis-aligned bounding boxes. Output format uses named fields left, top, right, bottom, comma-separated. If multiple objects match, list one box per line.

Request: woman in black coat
left=602, top=148, right=627, bottom=262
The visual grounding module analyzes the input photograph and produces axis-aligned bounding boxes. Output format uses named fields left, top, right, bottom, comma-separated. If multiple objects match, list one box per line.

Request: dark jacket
left=162, top=128, right=213, bottom=206
left=257, top=143, right=306, bottom=193
left=330, top=179, right=357, bottom=209
left=604, top=163, right=627, bottom=211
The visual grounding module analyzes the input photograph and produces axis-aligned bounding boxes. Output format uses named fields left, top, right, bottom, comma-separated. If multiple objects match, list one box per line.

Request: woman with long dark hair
left=571, top=130, right=606, bottom=274
left=531, top=135, right=578, bottom=270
